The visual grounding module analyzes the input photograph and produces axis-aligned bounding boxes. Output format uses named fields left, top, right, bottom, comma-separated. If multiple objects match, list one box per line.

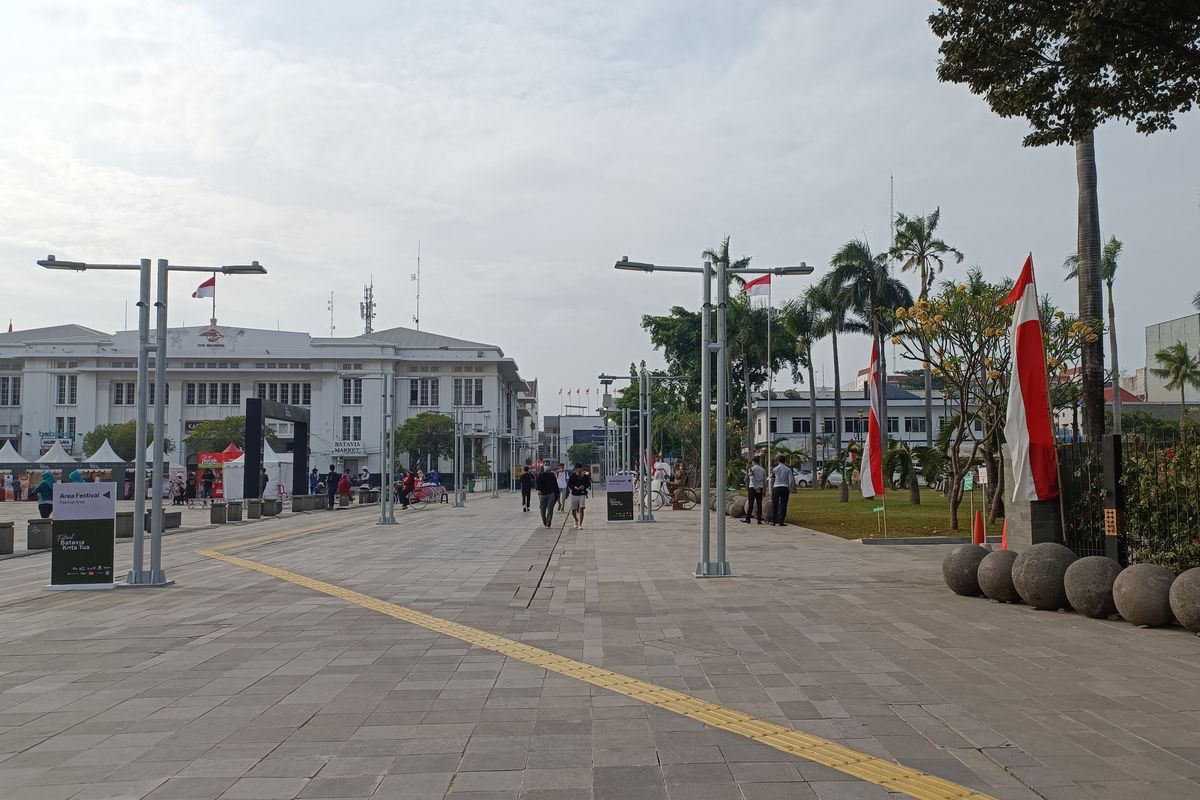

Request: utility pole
left=327, top=292, right=336, bottom=337
left=411, top=242, right=421, bottom=331
left=360, top=279, right=376, bottom=335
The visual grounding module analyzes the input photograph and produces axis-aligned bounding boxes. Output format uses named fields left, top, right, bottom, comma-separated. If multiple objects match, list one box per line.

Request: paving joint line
left=197, top=521, right=999, bottom=800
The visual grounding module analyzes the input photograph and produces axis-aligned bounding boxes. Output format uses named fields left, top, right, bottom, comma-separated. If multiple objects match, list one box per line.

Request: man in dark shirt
left=326, top=464, right=339, bottom=510
left=566, top=463, right=592, bottom=529
left=518, top=467, right=535, bottom=512
left=535, top=467, right=558, bottom=528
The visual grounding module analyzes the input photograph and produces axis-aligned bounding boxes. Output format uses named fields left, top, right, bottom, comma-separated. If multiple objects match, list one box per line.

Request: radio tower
left=411, top=241, right=421, bottom=331
left=326, top=292, right=336, bottom=337
left=360, top=279, right=376, bottom=335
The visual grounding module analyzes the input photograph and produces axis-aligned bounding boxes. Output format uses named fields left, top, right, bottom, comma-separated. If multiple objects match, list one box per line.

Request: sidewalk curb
left=858, top=535, right=1003, bottom=546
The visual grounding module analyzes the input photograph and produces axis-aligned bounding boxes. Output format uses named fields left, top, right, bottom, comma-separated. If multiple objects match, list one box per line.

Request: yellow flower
left=890, top=336, right=901, bottom=345
left=987, top=369, right=1000, bottom=379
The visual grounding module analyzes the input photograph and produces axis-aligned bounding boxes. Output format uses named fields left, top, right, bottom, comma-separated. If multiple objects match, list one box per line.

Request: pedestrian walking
left=325, top=464, right=339, bottom=509
left=567, top=462, right=591, bottom=529
left=30, top=470, right=55, bottom=519
left=308, top=467, right=320, bottom=495
left=536, top=466, right=558, bottom=528
left=770, top=455, right=793, bottom=526
left=742, top=455, right=766, bottom=525
left=259, top=467, right=269, bottom=499
left=518, top=466, right=535, bottom=512
left=555, top=463, right=568, bottom=511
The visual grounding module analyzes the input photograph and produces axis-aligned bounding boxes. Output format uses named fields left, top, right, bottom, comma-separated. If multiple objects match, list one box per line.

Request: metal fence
left=1121, top=431, right=1200, bottom=568
left=1057, top=442, right=1106, bottom=558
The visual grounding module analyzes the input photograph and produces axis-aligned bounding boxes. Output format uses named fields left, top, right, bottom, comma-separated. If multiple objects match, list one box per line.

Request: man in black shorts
left=567, top=462, right=591, bottom=529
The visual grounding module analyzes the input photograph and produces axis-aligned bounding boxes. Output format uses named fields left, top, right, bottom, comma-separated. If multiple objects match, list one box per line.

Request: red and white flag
left=860, top=339, right=885, bottom=499
left=743, top=274, right=771, bottom=298
left=192, top=276, right=216, bottom=299
left=1000, top=255, right=1059, bottom=502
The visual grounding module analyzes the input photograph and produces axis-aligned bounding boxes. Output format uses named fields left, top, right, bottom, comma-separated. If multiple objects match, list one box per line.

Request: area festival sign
left=48, top=482, right=116, bottom=591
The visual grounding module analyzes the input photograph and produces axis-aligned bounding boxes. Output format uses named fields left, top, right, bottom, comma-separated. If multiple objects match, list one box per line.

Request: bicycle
left=649, top=483, right=699, bottom=511
left=403, top=483, right=446, bottom=510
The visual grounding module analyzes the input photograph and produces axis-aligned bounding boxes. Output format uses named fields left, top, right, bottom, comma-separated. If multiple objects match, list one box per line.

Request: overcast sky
left=2, top=0, right=1196, bottom=417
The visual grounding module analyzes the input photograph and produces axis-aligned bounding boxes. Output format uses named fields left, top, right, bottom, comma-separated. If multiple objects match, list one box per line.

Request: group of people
left=518, top=462, right=592, bottom=529
left=309, top=464, right=442, bottom=510
left=741, top=454, right=796, bottom=526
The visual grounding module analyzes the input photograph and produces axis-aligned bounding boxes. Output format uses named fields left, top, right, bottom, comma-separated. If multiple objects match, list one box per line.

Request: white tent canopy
left=144, top=443, right=185, bottom=474
left=221, top=445, right=293, bottom=501
left=37, top=442, right=77, bottom=464
left=0, top=440, right=29, bottom=465
left=86, top=439, right=127, bottom=465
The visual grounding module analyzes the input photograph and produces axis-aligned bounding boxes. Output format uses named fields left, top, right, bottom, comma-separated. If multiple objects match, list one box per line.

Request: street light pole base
left=376, top=519, right=397, bottom=525
left=693, top=562, right=733, bottom=578
left=120, top=570, right=174, bottom=588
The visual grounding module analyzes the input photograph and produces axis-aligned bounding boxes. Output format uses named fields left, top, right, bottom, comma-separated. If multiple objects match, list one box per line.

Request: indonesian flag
left=743, top=274, right=771, bottom=297
left=1000, top=255, right=1059, bottom=502
left=860, top=339, right=884, bottom=498
left=192, top=276, right=216, bottom=299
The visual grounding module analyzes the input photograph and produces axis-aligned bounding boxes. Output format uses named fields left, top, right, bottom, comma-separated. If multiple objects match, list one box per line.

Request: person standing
left=742, top=455, right=766, bottom=525
left=259, top=466, right=269, bottom=499
left=554, top=464, right=568, bottom=511
left=770, top=455, right=793, bottom=526
left=30, top=470, right=55, bottom=519
left=567, top=462, right=591, bottom=529
left=309, top=467, right=320, bottom=495
left=200, top=467, right=215, bottom=506
left=518, top=466, right=535, bottom=513
left=536, top=466, right=558, bottom=528
left=337, top=470, right=352, bottom=506
left=325, top=463, right=339, bottom=509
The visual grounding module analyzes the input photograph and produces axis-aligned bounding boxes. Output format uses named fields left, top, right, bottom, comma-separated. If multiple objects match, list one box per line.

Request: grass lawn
left=778, top=487, right=1003, bottom=540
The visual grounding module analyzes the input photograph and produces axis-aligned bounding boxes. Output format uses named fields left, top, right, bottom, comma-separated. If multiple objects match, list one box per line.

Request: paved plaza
left=1, top=493, right=1199, bottom=800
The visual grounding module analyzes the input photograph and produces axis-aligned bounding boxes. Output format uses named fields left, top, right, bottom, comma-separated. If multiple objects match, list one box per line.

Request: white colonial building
left=0, top=322, right=533, bottom=481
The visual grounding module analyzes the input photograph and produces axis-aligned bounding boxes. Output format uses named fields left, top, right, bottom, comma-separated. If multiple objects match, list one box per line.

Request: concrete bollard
left=227, top=501, right=243, bottom=522
left=246, top=498, right=261, bottom=519
left=0, top=521, right=13, bottom=555
left=115, top=511, right=134, bottom=538
left=210, top=502, right=227, bottom=525
left=27, top=519, right=52, bottom=550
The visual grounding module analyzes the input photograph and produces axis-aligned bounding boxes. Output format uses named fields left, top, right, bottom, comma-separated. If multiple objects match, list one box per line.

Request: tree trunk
left=1107, top=281, right=1121, bottom=433
left=1075, top=131, right=1105, bottom=448
left=831, top=328, right=846, bottom=502
left=806, top=355, right=818, bottom=478
left=923, top=343, right=934, bottom=447
left=948, top=476, right=961, bottom=530
left=908, top=465, right=921, bottom=506
left=875, top=325, right=888, bottom=452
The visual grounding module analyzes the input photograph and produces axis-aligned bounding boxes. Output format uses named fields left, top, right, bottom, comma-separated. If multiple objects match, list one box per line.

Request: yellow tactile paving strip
left=199, top=529, right=997, bottom=800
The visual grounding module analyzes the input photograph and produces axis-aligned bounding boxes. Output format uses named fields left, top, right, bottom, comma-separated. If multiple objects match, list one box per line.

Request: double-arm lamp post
left=38, top=255, right=266, bottom=587
left=599, top=369, right=685, bottom=523
left=614, top=256, right=812, bottom=577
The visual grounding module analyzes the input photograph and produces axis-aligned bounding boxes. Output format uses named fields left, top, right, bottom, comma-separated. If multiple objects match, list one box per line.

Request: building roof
left=0, top=324, right=110, bottom=345
left=756, top=384, right=931, bottom=403
left=1105, top=386, right=1143, bottom=403
left=358, top=326, right=500, bottom=352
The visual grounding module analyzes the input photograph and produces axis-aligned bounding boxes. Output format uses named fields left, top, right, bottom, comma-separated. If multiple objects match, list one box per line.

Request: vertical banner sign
left=49, top=482, right=117, bottom=590
left=606, top=474, right=634, bottom=522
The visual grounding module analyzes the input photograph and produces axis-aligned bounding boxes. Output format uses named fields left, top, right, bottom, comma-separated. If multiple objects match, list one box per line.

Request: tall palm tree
left=1193, top=290, right=1200, bottom=311
left=778, top=291, right=823, bottom=477
left=1149, top=342, right=1200, bottom=425
left=725, top=295, right=769, bottom=454
left=703, top=235, right=751, bottom=287
left=809, top=274, right=862, bottom=502
left=889, top=208, right=963, bottom=446
left=1065, top=235, right=1123, bottom=432
left=828, top=240, right=915, bottom=498
left=1076, top=133, right=1106, bottom=448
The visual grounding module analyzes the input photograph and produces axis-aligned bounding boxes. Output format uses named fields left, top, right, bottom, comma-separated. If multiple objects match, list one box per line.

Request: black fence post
left=1102, top=433, right=1125, bottom=564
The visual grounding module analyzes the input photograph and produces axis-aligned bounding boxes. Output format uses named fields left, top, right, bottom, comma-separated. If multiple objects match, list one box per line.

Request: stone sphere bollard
left=942, top=544, right=989, bottom=596
left=1169, top=568, right=1200, bottom=633
left=977, top=550, right=1020, bottom=603
left=1063, top=556, right=1122, bottom=619
left=730, top=496, right=746, bottom=517
left=762, top=495, right=774, bottom=521
left=1011, top=542, right=1077, bottom=610
left=1113, top=563, right=1176, bottom=627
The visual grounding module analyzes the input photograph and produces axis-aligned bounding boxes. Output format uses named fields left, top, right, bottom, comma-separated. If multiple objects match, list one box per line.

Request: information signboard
left=606, top=474, right=634, bottom=521
left=48, top=482, right=116, bottom=591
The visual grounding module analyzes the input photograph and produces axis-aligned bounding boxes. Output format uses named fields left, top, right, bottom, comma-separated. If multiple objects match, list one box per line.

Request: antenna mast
left=360, top=279, right=376, bottom=335
left=411, top=241, right=421, bottom=330
left=327, top=292, right=336, bottom=337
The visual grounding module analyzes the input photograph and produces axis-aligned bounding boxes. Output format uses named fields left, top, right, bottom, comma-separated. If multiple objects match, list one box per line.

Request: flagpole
left=766, top=280, right=772, bottom=468
left=211, top=271, right=217, bottom=323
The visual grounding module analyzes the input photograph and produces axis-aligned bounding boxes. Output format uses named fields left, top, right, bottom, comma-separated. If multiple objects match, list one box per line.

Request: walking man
left=325, top=463, right=339, bottom=509
left=536, top=466, right=558, bottom=528
left=518, top=466, right=535, bottom=512
left=743, top=455, right=766, bottom=525
left=770, top=454, right=792, bottom=526
left=555, top=463, right=568, bottom=511
left=567, top=462, right=591, bottom=529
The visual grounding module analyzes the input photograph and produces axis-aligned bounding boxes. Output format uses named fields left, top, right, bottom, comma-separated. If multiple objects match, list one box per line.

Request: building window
left=113, top=381, right=135, bottom=405
left=253, top=382, right=309, bottom=405
left=887, top=417, right=899, bottom=433
left=768, top=418, right=777, bottom=434
left=756, top=419, right=762, bottom=435
left=453, top=377, right=483, bottom=406
left=410, top=378, right=439, bottom=406
left=904, top=417, right=927, bottom=433
left=341, top=415, right=363, bottom=441
left=302, top=383, right=311, bottom=404
left=148, top=382, right=167, bottom=404
left=342, top=378, right=363, bottom=405
left=54, top=416, right=77, bottom=439
left=219, top=383, right=230, bottom=405
left=822, top=418, right=834, bottom=434
left=186, top=382, right=235, bottom=406
left=0, top=376, right=22, bottom=406
left=268, top=383, right=278, bottom=402
left=791, top=417, right=811, bottom=434
left=189, top=383, right=198, bottom=404
left=56, top=375, right=74, bottom=404
left=232, top=383, right=241, bottom=405
left=279, top=383, right=290, bottom=404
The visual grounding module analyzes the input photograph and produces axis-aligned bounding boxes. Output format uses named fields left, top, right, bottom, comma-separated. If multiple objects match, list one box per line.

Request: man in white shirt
left=742, top=455, right=767, bottom=524
left=770, top=455, right=793, bottom=526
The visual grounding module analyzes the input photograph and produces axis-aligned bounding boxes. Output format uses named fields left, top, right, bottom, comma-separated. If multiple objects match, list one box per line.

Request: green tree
left=828, top=239, right=914, bottom=499
left=567, top=442, right=599, bottom=466
left=702, top=235, right=751, bottom=288
left=1150, top=342, right=1200, bottom=424
left=1193, top=291, right=1200, bottom=312
left=82, top=420, right=174, bottom=462
left=929, top=0, right=1200, bottom=447
left=890, top=208, right=963, bottom=446
left=777, top=290, right=823, bottom=476
left=394, top=412, right=454, bottom=469
left=187, top=416, right=279, bottom=455
left=1064, top=235, right=1124, bottom=432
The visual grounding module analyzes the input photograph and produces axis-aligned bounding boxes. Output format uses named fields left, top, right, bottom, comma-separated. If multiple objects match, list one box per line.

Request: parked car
left=792, top=469, right=813, bottom=488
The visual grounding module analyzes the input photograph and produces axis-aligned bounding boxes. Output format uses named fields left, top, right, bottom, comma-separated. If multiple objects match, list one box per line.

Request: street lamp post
left=614, top=256, right=812, bottom=577
left=38, top=255, right=265, bottom=586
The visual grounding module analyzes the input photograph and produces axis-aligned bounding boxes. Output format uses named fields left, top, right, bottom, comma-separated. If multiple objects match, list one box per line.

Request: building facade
left=1145, top=313, right=1200, bottom=403
left=0, top=323, right=531, bottom=481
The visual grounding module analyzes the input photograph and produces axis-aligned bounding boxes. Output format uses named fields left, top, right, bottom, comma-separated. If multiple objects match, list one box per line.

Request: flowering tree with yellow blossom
left=891, top=269, right=1089, bottom=529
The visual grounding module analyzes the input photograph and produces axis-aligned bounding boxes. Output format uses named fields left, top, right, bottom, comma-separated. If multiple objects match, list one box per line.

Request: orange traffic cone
left=972, top=509, right=985, bottom=545
left=1000, top=520, right=1008, bottom=550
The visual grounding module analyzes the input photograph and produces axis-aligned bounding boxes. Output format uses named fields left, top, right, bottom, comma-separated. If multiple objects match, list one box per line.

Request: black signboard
left=49, top=483, right=116, bottom=590
left=606, top=475, right=634, bottom=522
